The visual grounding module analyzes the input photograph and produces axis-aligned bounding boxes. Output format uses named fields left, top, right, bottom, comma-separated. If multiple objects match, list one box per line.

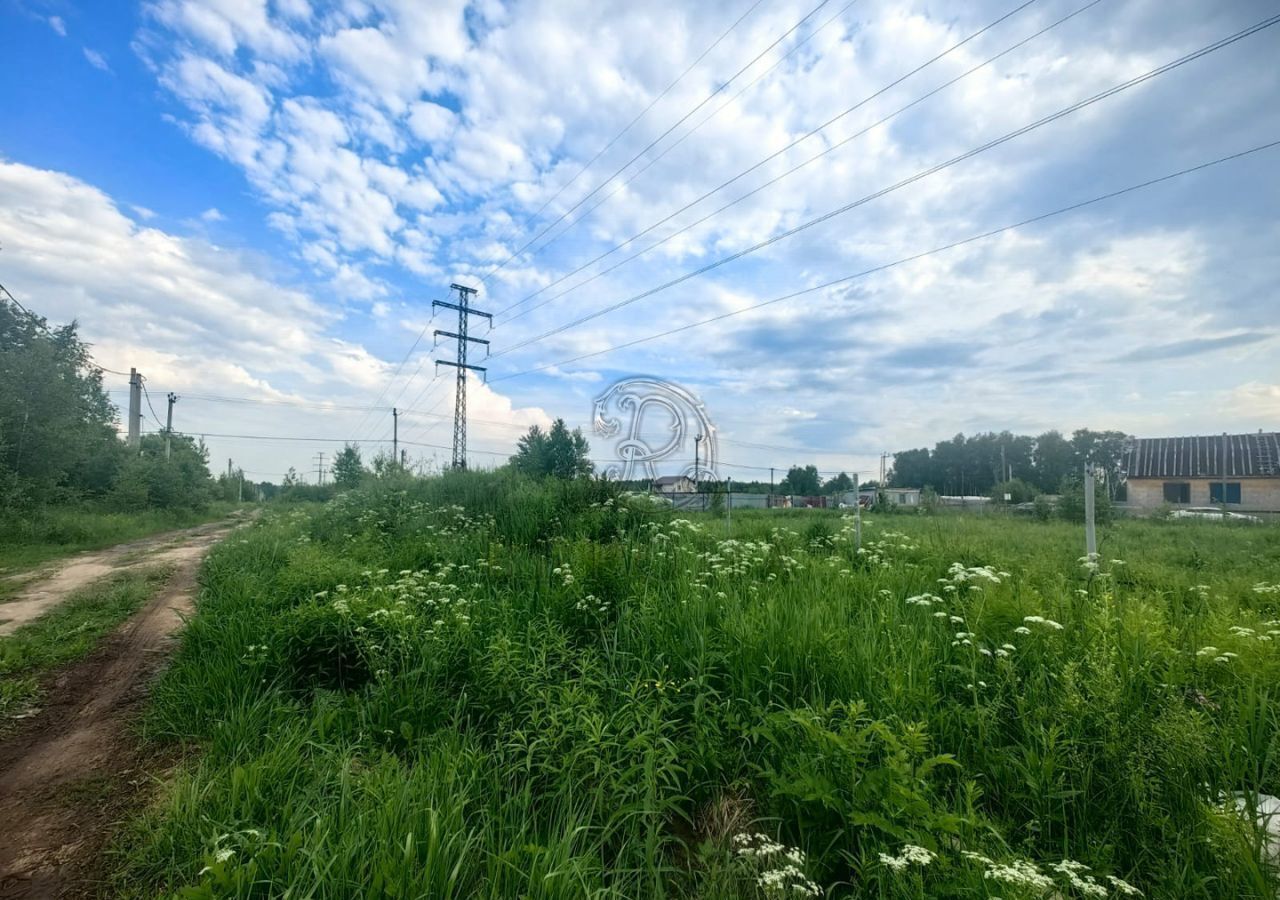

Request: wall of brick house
left=1127, top=478, right=1280, bottom=511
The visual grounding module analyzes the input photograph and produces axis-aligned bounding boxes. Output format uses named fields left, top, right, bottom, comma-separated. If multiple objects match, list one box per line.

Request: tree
left=1031, top=430, right=1074, bottom=493
left=779, top=464, right=821, bottom=495
left=825, top=472, right=854, bottom=493
left=1, top=298, right=119, bottom=508
left=510, top=419, right=592, bottom=479
left=1070, top=428, right=1130, bottom=499
left=331, top=444, right=366, bottom=489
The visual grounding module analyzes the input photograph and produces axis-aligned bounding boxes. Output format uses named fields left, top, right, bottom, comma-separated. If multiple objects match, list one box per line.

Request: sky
left=1, top=0, right=1277, bottom=484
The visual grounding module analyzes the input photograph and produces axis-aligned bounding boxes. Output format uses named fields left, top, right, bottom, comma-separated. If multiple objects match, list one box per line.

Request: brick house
left=1122, top=432, right=1280, bottom=512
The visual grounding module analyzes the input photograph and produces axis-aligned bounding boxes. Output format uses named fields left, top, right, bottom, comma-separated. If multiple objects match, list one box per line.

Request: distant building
left=653, top=474, right=696, bottom=494
left=881, top=488, right=921, bottom=507
left=1123, top=432, right=1280, bottom=512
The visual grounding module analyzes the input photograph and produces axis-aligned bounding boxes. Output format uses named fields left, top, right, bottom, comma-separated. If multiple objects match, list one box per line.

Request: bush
left=990, top=478, right=1037, bottom=505
left=1032, top=494, right=1055, bottom=521
left=1057, top=474, right=1113, bottom=524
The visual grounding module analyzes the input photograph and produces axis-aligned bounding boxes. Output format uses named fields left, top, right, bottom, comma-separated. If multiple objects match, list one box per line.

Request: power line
left=499, top=0, right=1092, bottom=324
left=359, top=2, right=778, bottom=441
left=489, top=15, right=1280, bottom=361
left=475, top=0, right=837, bottom=286
left=489, top=139, right=1280, bottom=382
left=0, top=281, right=134, bottom=376
left=473, top=0, right=770, bottom=287
left=491, top=0, right=866, bottom=315
left=139, top=378, right=167, bottom=430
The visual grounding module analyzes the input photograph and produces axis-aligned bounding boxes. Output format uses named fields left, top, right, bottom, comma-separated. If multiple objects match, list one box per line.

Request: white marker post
left=1083, top=464, right=1097, bottom=557
left=853, top=471, right=862, bottom=552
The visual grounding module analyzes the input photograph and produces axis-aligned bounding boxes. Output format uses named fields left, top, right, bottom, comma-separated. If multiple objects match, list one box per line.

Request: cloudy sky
left=1, top=0, right=1277, bottom=483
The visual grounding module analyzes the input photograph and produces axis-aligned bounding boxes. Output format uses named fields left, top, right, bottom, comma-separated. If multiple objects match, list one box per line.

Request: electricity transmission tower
left=433, top=283, right=491, bottom=469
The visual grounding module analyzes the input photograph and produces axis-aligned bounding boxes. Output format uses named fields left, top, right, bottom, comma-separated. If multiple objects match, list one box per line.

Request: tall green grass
left=115, top=472, right=1280, bottom=898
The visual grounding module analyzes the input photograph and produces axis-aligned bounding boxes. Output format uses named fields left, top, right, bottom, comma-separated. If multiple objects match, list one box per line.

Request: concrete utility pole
left=165, top=392, right=178, bottom=461
left=1084, top=463, right=1097, bottom=557
left=392, top=407, right=399, bottom=464
left=433, top=283, right=491, bottom=470
left=127, top=368, right=142, bottom=448
left=694, top=433, right=704, bottom=488
left=853, top=470, right=862, bottom=551
left=1221, top=431, right=1229, bottom=519
left=314, top=452, right=326, bottom=485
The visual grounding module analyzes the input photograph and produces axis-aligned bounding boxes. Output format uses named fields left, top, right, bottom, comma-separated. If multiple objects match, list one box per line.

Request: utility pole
left=165, top=392, right=178, bottom=460
left=433, top=283, right=491, bottom=470
left=853, top=470, right=862, bottom=551
left=227, top=458, right=233, bottom=479
left=314, top=452, right=326, bottom=485
left=392, top=407, right=399, bottom=464
left=694, top=433, right=704, bottom=489
left=1001, top=444, right=1007, bottom=484
left=1221, top=431, right=1229, bottom=519
left=127, top=368, right=142, bottom=448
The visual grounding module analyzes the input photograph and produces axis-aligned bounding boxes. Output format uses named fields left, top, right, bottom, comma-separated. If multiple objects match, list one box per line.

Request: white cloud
left=131, top=0, right=1280, bottom=467
left=200, top=207, right=226, bottom=221
left=0, top=158, right=551, bottom=477
left=83, top=47, right=111, bottom=72
left=406, top=100, right=456, bottom=143
left=48, top=15, right=66, bottom=37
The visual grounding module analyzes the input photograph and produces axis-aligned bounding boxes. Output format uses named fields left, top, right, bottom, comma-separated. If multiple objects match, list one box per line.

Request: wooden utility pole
left=314, top=452, right=325, bottom=485
left=127, top=369, right=142, bottom=448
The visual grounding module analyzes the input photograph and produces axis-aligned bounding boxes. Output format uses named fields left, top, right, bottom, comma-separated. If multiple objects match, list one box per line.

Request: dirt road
left=0, top=518, right=237, bottom=636
left=0, top=517, right=240, bottom=898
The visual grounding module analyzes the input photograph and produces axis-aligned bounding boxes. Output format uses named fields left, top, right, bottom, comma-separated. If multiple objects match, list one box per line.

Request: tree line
left=0, top=298, right=221, bottom=513
left=889, top=429, right=1130, bottom=498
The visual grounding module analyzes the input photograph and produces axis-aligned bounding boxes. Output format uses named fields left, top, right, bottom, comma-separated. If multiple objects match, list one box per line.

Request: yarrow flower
left=1023, top=615, right=1064, bottom=630
left=878, top=844, right=936, bottom=873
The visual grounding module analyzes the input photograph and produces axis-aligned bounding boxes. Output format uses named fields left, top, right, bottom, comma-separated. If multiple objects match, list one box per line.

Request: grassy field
left=115, top=473, right=1280, bottom=898
left=0, top=503, right=236, bottom=589
left=0, top=567, right=172, bottom=725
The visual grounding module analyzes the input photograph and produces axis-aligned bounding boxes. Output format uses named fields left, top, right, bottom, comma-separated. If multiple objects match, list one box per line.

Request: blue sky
left=1, top=0, right=1277, bottom=482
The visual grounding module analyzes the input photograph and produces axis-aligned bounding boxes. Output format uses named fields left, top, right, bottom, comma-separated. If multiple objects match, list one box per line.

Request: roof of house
left=1124, top=432, right=1280, bottom=479
left=653, top=475, right=691, bottom=485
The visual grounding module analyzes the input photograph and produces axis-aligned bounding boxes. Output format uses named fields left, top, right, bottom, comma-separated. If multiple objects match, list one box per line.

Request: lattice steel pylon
left=433, top=283, right=491, bottom=469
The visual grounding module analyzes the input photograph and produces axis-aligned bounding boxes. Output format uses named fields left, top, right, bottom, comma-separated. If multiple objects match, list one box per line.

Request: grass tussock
left=115, top=471, right=1280, bottom=898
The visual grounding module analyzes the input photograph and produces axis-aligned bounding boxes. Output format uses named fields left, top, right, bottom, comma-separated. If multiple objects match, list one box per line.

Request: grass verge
left=0, top=566, right=172, bottom=727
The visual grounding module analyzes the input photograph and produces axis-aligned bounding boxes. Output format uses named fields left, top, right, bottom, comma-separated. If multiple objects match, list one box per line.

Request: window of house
left=1208, top=482, right=1242, bottom=504
left=1163, top=482, right=1190, bottom=504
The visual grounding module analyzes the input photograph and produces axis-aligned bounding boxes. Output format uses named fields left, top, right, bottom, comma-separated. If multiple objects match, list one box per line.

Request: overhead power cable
left=475, top=0, right=837, bottom=286
left=1, top=281, right=134, bottom=377
left=490, top=15, right=1280, bottom=361
left=489, top=139, right=1280, bottom=382
left=474, top=0, right=769, bottom=287
left=499, top=0, right=1094, bottom=324
left=491, top=0, right=867, bottom=308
